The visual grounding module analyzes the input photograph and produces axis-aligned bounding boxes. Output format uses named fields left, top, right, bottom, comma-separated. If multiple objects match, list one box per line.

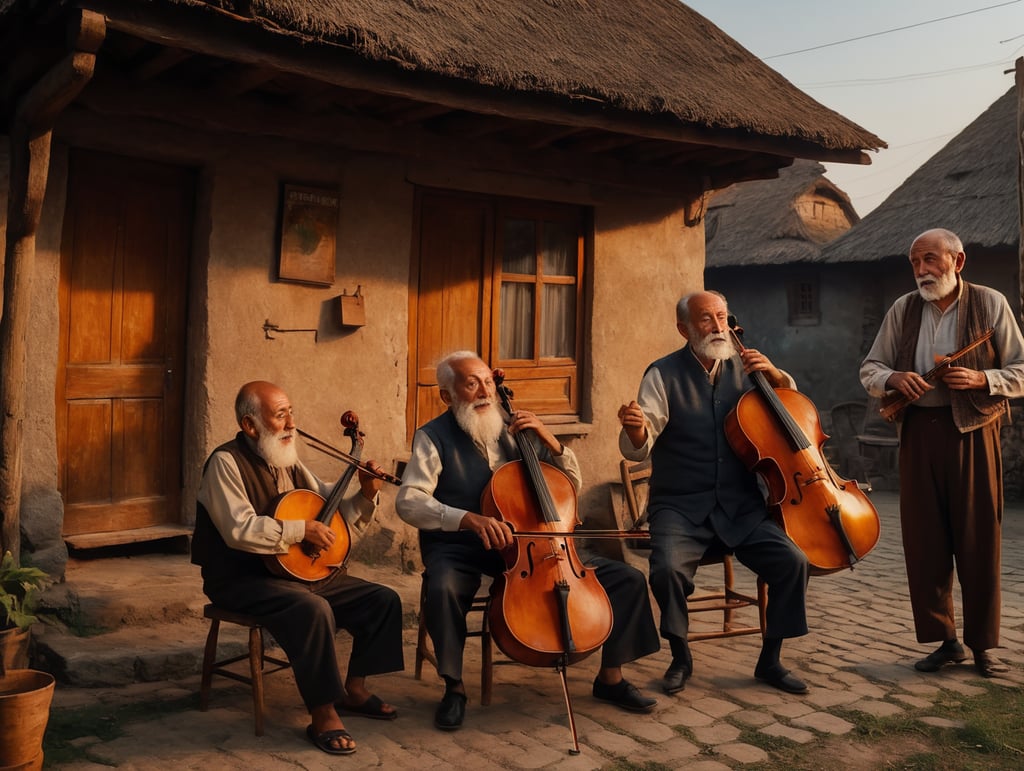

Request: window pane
left=503, top=219, right=536, bottom=275
left=542, top=221, right=575, bottom=276
left=500, top=282, right=534, bottom=359
left=541, top=284, right=575, bottom=358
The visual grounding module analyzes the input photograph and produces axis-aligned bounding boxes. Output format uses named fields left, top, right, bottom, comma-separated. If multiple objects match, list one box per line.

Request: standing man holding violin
left=191, top=380, right=404, bottom=756
left=397, top=351, right=660, bottom=731
left=861, top=228, right=1024, bottom=677
left=618, top=290, right=811, bottom=696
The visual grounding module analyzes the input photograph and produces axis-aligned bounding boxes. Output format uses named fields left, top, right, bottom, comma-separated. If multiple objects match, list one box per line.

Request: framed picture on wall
left=276, top=184, right=339, bottom=286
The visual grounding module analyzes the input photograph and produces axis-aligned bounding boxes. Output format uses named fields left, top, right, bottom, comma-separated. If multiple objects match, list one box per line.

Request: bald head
left=235, top=381, right=286, bottom=427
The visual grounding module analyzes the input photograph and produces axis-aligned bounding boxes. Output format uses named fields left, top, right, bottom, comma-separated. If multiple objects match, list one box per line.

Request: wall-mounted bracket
left=263, top=319, right=318, bottom=342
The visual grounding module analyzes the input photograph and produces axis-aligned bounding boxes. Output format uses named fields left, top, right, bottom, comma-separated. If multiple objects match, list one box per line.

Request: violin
left=722, top=317, right=881, bottom=575
left=480, top=371, right=613, bottom=754
left=263, top=411, right=395, bottom=582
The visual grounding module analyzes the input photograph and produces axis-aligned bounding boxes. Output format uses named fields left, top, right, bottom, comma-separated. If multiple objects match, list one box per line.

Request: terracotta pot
left=0, top=669, right=55, bottom=771
left=0, top=627, right=31, bottom=676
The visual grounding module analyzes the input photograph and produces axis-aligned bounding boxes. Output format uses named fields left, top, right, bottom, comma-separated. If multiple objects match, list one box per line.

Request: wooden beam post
left=0, top=10, right=102, bottom=561
left=1017, top=57, right=1024, bottom=327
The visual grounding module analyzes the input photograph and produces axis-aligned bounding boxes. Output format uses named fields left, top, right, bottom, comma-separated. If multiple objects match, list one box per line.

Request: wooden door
left=56, top=150, right=193, bottom=542
left=409, top=192, right=492, bottom=436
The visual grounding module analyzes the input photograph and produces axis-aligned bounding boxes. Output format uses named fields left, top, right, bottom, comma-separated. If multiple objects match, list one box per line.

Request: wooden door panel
left=64, top=401, right=113, bottom=505
left=62, top=500, right=167, bottom=536
left=64, top=366, right=165, bottom=399
left=58, top=150, right=192, bottom=539
left=122, top=399, right=165, bottom=498
left=413, top=194, right=491, bottom=428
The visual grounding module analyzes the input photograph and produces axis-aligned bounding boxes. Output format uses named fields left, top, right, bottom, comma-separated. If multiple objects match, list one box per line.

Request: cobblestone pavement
left=48, top=491, right=1024, bottom=769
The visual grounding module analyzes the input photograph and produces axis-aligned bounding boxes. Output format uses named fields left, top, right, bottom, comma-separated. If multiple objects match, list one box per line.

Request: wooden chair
left=617, top=459, right=766, bottom=640
left=199, top=604, right=291, bottom=736
left=414, top=574, right=494, bottom=705
left=855, top=396, right=900, bottom=490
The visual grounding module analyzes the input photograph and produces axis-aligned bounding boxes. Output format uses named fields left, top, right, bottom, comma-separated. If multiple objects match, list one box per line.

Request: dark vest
left=647, top=347, right=767, bottom=548
left=191, top=432, right=308, bottom=582
left=895, top=282, right=1007, bottom=432
left=418, top=409, right=550, bottom=548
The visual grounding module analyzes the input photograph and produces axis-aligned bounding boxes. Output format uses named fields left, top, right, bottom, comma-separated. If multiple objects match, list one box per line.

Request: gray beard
left=255, top=424, right=300, bottom=469
left=453, top=399, right=505, bottom=448
left=918, top=270, right=957, bottom=302
left=692, top=334, right=735, bottom=362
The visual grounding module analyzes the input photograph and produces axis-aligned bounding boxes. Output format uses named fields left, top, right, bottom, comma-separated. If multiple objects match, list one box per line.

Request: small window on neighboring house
left=788, top=278, right=820, bottom=326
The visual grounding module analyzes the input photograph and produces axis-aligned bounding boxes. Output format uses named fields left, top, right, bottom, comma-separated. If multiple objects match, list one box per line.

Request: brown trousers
left=899, top=406, right=1002, bottom=650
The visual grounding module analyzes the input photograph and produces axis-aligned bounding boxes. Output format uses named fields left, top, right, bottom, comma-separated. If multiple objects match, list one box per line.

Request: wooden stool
left=199, top=604, right=291, bottom=736
left=414, top=575, right=494, bottom=705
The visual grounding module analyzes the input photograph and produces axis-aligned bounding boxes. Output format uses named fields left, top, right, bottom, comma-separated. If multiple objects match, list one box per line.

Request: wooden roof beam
left=93, top=5, right=875, bottom=165
left=207, top=63, right=278, bottom=96
left=130, top=45, right=191, bottom=82
left=75, top=73, right=726, bottom=196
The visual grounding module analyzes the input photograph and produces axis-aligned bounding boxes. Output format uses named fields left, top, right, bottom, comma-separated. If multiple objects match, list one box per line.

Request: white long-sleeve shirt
left=860, top=284, right=1024, bottom=405
left=396, top=428, right=581, bottom=532
left=197, top=447, right=378, bottom=554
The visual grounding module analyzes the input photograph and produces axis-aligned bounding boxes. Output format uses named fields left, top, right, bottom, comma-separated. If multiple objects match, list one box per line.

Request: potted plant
left=0, top=550, right=56, bottom=770
left=0, top=550, right=49, bottom=674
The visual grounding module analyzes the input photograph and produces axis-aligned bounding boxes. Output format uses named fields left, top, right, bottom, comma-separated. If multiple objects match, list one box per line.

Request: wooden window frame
left=489, top=201, right=585, bottom=418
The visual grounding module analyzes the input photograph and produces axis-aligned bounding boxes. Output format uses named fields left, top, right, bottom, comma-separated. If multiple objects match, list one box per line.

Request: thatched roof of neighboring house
left=704, top=160, right=858, bottom=267
left=0, top=0, right=885, bottom=162
left=821, top=86, right=1018, bottom=263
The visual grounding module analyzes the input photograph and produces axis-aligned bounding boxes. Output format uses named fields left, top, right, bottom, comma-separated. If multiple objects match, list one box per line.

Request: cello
left=722, top=317, right=881, bottom=575
left=263, top=411, right=400, bottom=582
left=481, top=371, right=613, bottom=754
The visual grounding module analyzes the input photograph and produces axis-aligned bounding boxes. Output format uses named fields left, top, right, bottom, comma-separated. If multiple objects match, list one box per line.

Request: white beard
left=691, top=332, right=735, bottom=362
left=917, top=268, right=958, bottom=302
left=255, top=420, right=300, bottom=469
left=453, top=398, right=506, bottom=448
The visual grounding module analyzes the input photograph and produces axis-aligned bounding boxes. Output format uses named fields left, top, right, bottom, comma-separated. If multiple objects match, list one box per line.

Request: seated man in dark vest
left=192, top=380, right=404, bottom=756
left=397, top=351, right=660, bottom=731
left=618, top=291, right=810, bottom=696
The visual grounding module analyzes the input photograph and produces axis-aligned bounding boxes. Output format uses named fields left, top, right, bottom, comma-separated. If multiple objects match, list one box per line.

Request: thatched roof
left=0, top=0, right=885, bottom=162
left=821, top=87, right=1018, bottom=263
left=705, top=160, right=858, bottom=267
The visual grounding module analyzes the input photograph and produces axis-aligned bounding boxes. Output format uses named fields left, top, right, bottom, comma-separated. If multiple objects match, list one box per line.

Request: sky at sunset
left=685, top=0, right=1023, bottom=215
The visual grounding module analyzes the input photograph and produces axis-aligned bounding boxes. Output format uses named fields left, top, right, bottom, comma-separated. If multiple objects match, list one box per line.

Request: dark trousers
left=899, top=406, right=1002, bottom=650
left=647, top=509, right=809, bottom=645
left=420, top=537, right=659, bottom=680
left=204, top=570, right=404, bottom=710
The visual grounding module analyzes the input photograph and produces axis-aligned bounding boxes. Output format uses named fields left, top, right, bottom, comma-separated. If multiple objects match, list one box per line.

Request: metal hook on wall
left=263, top=319, right=318, bottom=342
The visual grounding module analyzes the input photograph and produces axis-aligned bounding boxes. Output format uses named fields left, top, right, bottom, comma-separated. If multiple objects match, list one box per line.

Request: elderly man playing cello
left=192, top=380, right=404, bottom=756
left=397, top=351, right=660, bottom=731
left=618, top=291, right=811, bottom=696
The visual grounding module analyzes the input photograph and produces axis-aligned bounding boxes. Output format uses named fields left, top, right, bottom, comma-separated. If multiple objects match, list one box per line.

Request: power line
left=763, top=0, right=1022, bottom=59
left=798, top=58, right=1010, bottom=88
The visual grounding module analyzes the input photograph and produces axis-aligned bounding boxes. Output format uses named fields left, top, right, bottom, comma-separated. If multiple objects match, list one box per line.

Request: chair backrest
left=619, top=459, right=652, bottom=528
left=827, top=400, right=867, bottom=479
left=859, top=395, right=898, bottom=441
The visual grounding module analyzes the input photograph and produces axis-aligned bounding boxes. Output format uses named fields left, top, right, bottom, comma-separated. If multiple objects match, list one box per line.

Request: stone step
left=31, top=549, right=424, bottom=688
left=31, top=616, right=254, bottom=687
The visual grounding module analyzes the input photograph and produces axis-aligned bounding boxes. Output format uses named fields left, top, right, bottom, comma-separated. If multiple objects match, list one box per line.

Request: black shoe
left=914, top=641, right=967, bottom=672
left=592, top=678, right=657, bottom=713
left=754, top=663, right=808, bottom=694
left=973, top=649, right=1009, bottom=678
left=663, top=658, right=692, bottom=694
left=433, top=691, right=466, bottom=731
